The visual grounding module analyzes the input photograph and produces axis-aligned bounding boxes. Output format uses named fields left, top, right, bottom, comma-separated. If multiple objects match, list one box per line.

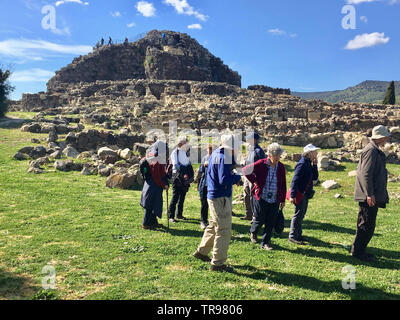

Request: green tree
left=0, top=68, right=15, bottom=118
left=383, top=81, right=396, bottom=105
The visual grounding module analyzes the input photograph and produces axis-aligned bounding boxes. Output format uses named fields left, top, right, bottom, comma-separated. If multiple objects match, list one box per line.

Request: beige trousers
left=197, top=197, right=232, bottom=266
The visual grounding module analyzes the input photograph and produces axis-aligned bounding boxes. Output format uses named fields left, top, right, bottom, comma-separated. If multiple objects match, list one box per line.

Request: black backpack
left=139, top=158, right=152, bottom=182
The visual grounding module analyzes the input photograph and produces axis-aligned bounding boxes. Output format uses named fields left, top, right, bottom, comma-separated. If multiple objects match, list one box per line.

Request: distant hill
left=293, top=80, right=400, bottom=104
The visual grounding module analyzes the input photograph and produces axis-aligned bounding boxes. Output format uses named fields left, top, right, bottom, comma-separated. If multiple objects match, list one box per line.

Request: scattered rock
left=63, top=146, right=80, bottom=158
left=348, top=170, right=357, bottom=177
left=322, top=180, right=340, bottom=190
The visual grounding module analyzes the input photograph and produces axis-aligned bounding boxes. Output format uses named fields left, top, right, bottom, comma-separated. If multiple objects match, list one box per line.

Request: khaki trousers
left=197, top=197, right=232, bottom=266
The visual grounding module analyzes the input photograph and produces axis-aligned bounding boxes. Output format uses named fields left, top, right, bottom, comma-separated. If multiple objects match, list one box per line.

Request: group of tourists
left=140, top=125, right=391, bottom=272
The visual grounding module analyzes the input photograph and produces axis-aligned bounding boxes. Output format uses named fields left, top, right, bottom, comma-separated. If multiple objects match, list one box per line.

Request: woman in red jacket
left=242, top=143, right=286, bottom=250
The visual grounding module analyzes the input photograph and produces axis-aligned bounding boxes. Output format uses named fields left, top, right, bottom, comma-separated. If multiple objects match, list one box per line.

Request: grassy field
left=0, top=112, right=400, bottom=300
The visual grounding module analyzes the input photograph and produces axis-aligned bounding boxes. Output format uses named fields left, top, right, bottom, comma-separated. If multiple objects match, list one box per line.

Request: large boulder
left=63, top=146, right=80, bottom=158
left=54, top=160, right=83, bottom=172
left=97, top=147, right=118, bottom=159
left=106, top=171, right=136, bottom=189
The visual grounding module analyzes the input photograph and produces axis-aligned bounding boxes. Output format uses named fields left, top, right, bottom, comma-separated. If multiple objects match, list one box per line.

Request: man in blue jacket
left=288, top=144, right=319, bottom=245
left=193, top=134, right=242, bottom=272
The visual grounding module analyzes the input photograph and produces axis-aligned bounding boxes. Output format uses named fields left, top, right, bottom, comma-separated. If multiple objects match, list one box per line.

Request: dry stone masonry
left=11, top=30, right=400, bottom=186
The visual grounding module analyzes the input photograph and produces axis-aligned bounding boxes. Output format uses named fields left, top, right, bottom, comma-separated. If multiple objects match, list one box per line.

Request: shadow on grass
left=231, top=265, right=400, bottom=299
left=302, top=220, right=355, bottom=235
left=0, top=117, right=31, bottom=129
left=0, top=267, right=39, bottom=300
left=285, top=246, right=400, bottom=270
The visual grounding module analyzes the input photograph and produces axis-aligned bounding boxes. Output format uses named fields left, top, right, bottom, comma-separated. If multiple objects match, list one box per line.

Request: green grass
left=0, top=118, right=400, bottom=300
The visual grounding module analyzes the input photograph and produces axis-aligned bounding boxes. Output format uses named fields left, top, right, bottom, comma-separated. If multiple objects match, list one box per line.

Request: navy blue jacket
left=290, top=156, right=319, bottom=199
left=207, top=148, right=241, bottom=199
left=198, top=154, right=210, bottom=199
left=245, top=144, right=266, bottom=165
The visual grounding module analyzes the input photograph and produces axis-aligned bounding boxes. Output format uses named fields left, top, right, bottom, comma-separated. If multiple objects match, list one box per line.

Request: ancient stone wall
left=46, top=30, right=241, bottom=90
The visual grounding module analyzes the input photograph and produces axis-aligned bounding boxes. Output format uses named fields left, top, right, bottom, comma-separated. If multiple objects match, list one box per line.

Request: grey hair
left=268, top=143, right=284, bottom=156
left=177, top=136, right=187, bottom=145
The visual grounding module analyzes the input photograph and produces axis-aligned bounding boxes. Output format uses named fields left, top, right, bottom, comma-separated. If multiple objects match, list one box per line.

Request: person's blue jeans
left=289, top=197, right=309, bottom=240
left=250, top=198, right=279, bottom=246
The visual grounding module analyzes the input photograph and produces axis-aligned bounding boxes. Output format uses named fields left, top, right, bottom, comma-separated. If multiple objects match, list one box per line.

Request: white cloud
left=188, top=23, right=202, bottom=30
left=345, top=32, right=390, bottom=50
left=346, top=0, right=378, bottom=4
left=51, top=26, right=71, bottom=36
left=360, top=16, right=368, bottom=23
left=55, top=0, right=89, bottom=6
left=10, top=69, right=55, bottom=82
left=0, top=39, right=92, bottom=61
left=136, top=1, right=156, bottom=17
left=111, top=11, right=121, bottom=17
left=164, top=0, right=207, bottom=21
left=347, top=0, right=399, bottom=4
left=127, top=22, right=136, bottom=28
left=268, top=28, right=286, bottom=36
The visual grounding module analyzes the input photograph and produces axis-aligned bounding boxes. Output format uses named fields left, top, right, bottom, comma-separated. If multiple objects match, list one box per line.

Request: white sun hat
left=303, top=144, right=320, bottom=156
left=221, top=134, right=241, bottom=151
left=371, top=125, right=391, bottom=140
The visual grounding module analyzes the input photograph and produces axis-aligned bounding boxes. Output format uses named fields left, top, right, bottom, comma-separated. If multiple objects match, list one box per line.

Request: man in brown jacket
left=351, top=125, right=391, bottom=262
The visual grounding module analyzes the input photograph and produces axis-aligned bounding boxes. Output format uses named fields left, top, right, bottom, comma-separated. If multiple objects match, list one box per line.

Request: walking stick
left=166, top=188, right=169, bottom=231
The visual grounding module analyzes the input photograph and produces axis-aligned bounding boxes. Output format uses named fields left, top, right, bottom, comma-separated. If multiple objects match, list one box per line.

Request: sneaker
left=193, top=251, right=211, bottom=262
left=210, top=264, right=234, bottom=273
left=169, top=218, right=177, bottom=223
left=176, top=216, right=187, bottom=220
left=240, top=216, right=252, bottom=221
left=288, top=237, right=305, bottom=245
left=250, top=233, right=258, bottom=244
left=200, top=222, right=208, bottom=230
left=261, top=243, right=273, bottom=250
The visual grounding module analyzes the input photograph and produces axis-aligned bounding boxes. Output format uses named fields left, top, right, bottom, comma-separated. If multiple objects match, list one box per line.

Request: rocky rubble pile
left=14, top=128, right=148, bottom=189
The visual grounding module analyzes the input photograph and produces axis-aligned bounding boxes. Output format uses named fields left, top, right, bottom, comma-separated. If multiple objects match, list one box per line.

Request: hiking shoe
left=193, top=251, right=211, bottom=262
left=288, top=237, right=305, bottom=245
left=210, top=264, right=234, bottom=273
left=200, top=222, right=208, bottom=230
left=141, top=224, right=155, bottom=230
left=250, top=233, right=258, bottom=244
left=261, top=243, right=273, bottom=250
left=351, top=252, right=375, bottom=262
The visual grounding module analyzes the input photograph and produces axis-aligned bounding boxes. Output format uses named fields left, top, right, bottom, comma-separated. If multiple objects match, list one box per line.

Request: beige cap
left=371, top=125, right=391, bottom=140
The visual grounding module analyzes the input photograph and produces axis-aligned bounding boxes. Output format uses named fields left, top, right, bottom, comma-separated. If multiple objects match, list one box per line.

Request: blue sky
left=1, top=0, right=399, bottom=100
